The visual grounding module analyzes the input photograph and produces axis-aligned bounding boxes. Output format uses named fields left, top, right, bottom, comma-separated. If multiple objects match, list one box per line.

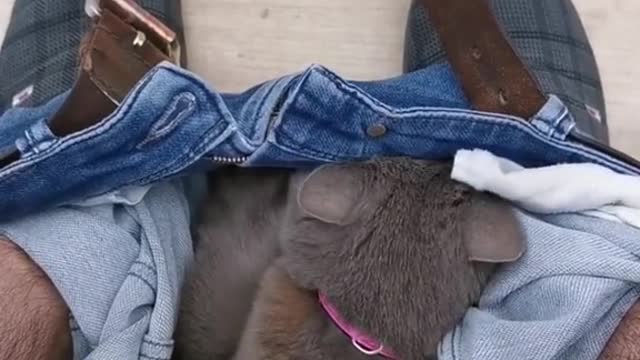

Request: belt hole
left=471, top=46, right=482, bottom=60
left=498, top=90, right=509, bottom=106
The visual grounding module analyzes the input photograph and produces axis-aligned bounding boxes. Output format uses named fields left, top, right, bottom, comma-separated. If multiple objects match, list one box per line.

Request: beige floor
left=1, top=1, right=639, bottom=156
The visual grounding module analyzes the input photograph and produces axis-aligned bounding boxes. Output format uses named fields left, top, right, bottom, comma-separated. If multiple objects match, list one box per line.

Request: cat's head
left=281, top=157, right=524, bottom=358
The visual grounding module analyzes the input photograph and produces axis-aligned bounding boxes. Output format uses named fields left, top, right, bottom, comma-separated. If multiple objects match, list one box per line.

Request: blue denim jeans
left=1, top=62, right=640, bottom=359
left=439, top=211, right=640, bottom=360
left=0, top=62, right=638, bottom=222
left=1, top=179, right=193, bottom=360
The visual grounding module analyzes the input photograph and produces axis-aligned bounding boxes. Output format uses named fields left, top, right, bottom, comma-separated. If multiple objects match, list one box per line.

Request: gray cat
left=173, top=158, right=524, bottom=360
left=173, top=167, right=291, bottom=360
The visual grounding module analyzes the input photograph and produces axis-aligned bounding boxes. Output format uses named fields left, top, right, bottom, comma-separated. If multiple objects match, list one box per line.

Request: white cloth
left=450, top=149, right=640, bottom=229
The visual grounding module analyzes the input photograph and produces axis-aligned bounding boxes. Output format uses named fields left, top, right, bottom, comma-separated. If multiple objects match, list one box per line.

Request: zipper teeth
left=210, top=110, right=282, bottom=165
left=210, top=112, right=280, bottom=165
left=210, top=155, right=248, bottom=164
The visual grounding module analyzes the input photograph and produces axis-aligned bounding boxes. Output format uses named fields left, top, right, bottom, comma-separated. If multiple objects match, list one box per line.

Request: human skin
left=0, top=238, right=72, bottom=360
left=599, top=300, right=640, bottom=359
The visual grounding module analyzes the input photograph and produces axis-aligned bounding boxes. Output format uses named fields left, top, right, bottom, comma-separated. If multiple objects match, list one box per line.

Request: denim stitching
left=140, top=354, right=169, bottom=360
left=249, top=79, right=279, bottom=142
left=551, top=107, right=573, bottom=139
left=134, top=260, right=156, bottom=274
left=132, top=119, right=231, bottom=186
left=134, top=122, right=230, bottom=184
left=315, top=66, right=524, bottom=119
left=532, top=100, right=566, bottom=138
left=309, top=67, right=477, bottom=121
left=552, top=107, right=569, bottom=129
left=23, top=126, right=37, bottom=154
left=0, top=66, right=156, bottom=180
left=278, top=116, right=484, bottom=160
left=281, top=68, right=638, bottom=173
left=274, top=111, right=639, bottom=175
left=1, top=65, right=212, bottom=178
left=138, top=92, right=197, bottom=149
left=247, top=75, right=302, bottom=149
left=1, top=64, right=638, bottom=201
left=131, top=263, right=158, bottom=286
left=560, top=137, right=636, bottom=172
left=143, top=338, right=173, bottom=348
left=314, top=67, right=401, bottom=114
left=264, top=68, right=316, bottom=142
left=59, top=120, right=218, bottom=201
left=267, top=138, right=340, bottom=162
left=277, top=108, right=537, bottom=161
left=26, top=121, right=59, bottom=154
left=545, top=98, right=568, bottom=125
left=127, top=271, right=157, bottom=295
left=0, top=66, right=228, bottom=197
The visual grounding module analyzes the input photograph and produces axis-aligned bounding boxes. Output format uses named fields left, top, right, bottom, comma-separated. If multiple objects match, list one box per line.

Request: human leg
left=0, top=2, right=193, bottom=359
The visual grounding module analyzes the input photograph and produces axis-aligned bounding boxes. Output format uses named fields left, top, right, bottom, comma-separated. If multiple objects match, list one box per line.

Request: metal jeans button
left=367, top=123, right=387, bottom=138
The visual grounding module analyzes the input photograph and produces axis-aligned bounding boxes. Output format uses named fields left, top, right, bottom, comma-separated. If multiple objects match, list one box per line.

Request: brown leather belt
left=50, top=0, right=180, bottom=137
left=418, top=0, right=640, bottom=167
left=1, top=0, right=639, bottom=169
left=420, top=0, right=547, bottom=119
left=0, top=0, right=178, bottom=167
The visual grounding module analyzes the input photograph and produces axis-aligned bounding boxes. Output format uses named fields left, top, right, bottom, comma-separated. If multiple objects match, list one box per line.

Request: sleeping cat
left=173, top=158, right=525, bottom=360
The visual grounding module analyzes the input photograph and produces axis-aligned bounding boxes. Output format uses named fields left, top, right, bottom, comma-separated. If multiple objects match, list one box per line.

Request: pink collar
left=318, top=292, right=398, bottom=359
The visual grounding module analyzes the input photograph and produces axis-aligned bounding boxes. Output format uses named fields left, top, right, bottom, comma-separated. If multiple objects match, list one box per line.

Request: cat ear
left=463, top=193, right=525, bottom=263
left=297, top=164, right=367, bottom=225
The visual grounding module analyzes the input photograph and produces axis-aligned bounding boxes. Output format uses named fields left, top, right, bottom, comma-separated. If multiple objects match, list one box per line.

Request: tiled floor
left=1, top=0, right=639, bottom=156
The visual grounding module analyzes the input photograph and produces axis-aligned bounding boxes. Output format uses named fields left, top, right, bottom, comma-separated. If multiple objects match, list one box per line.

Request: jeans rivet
left=367, top=123, right=387, bottom=138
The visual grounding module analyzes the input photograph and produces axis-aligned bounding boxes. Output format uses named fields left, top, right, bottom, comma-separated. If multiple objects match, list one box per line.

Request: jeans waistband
left=0, top=61, right=637, bottom=221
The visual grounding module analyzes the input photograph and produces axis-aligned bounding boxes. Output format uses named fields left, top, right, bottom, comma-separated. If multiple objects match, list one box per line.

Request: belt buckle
left=85, top=0, right=181, bottom=65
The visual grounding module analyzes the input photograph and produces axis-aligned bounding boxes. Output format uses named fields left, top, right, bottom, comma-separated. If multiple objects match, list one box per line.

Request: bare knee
left=0, top=238, right=72, bottom=360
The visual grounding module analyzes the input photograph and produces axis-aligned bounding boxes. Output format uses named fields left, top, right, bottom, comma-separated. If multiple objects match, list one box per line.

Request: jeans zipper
left=209, top=155, right=248, bottom=164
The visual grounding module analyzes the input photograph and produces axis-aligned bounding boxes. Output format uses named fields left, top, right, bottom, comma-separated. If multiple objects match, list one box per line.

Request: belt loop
left=530, top=95, right=576, bottom=140
left=16, top=120, right=58, bottom=156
